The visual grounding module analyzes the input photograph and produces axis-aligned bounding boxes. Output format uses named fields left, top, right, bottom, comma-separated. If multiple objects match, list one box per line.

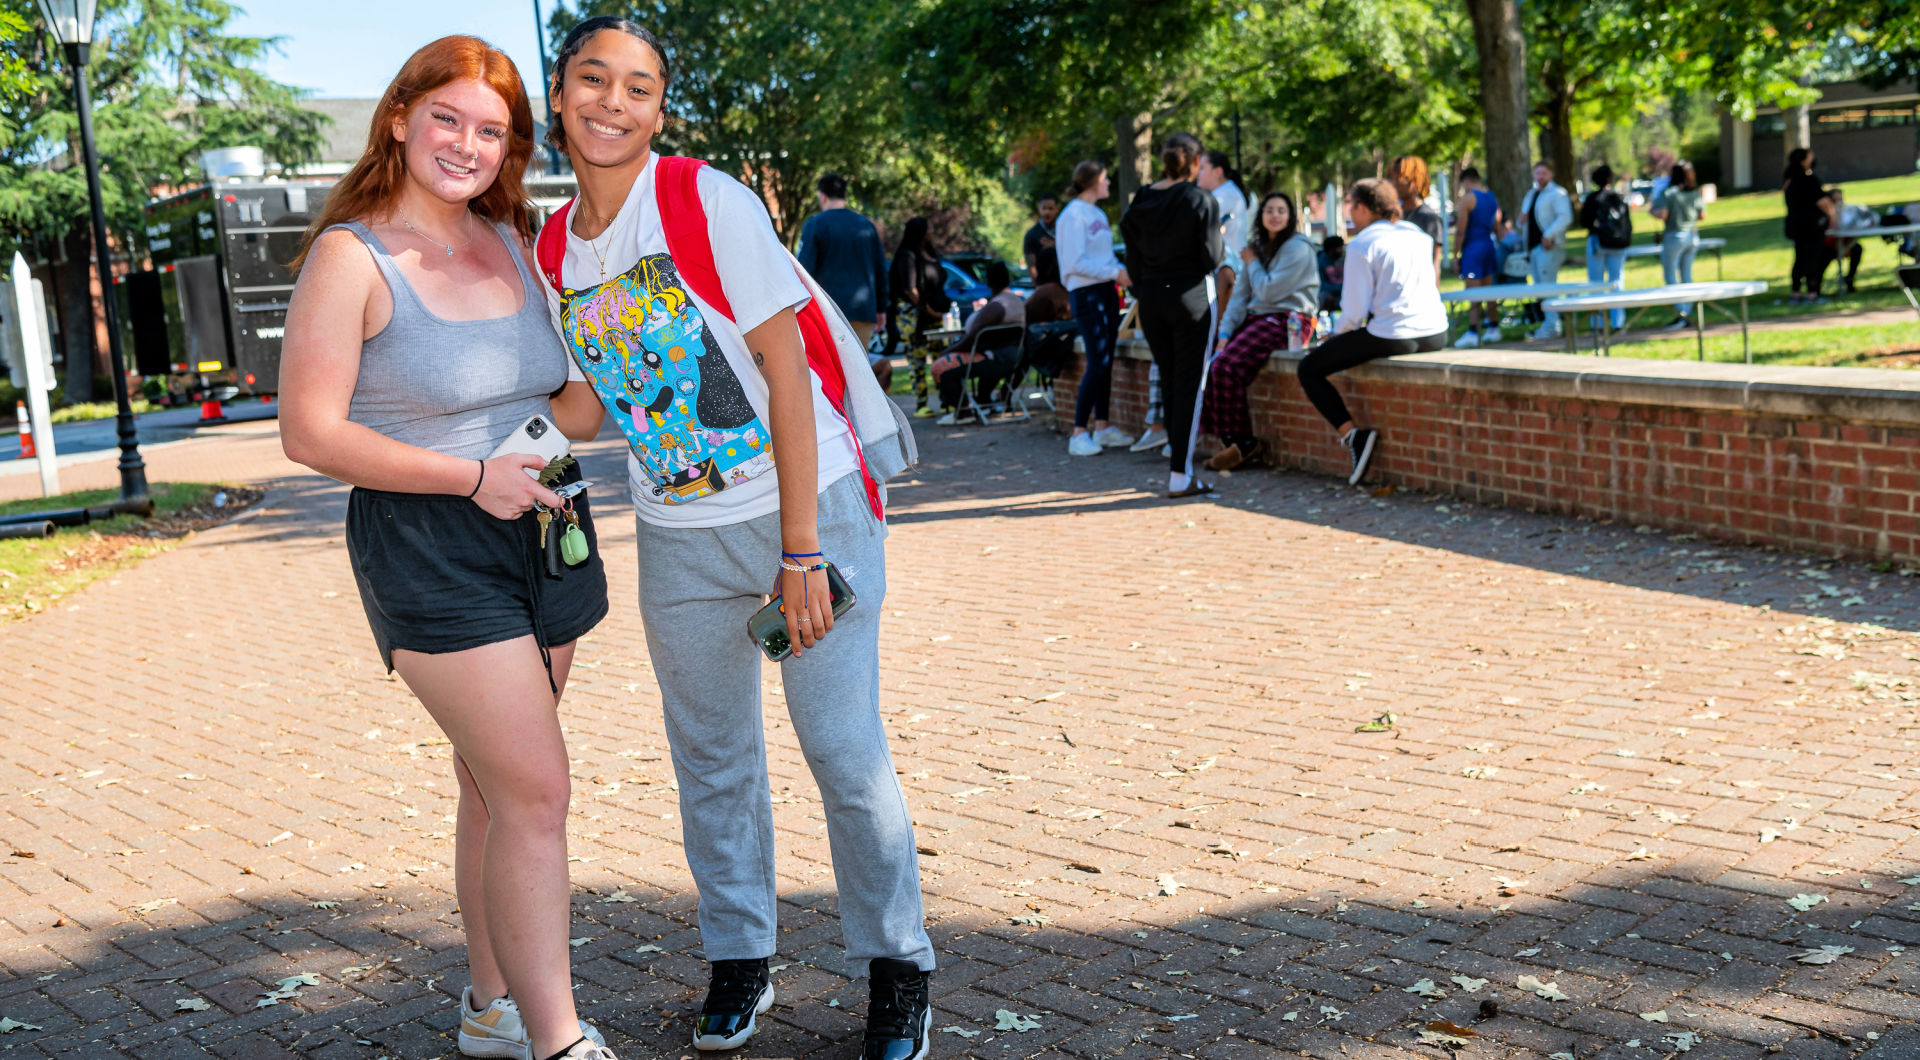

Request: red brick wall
left=1052, top=344, right=1920, bottom=563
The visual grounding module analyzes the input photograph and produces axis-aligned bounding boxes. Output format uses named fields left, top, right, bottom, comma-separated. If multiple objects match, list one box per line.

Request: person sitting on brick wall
left=1202, top=191, right=1318, bottom=471
left=1295, top=177, right=1447, bottom=487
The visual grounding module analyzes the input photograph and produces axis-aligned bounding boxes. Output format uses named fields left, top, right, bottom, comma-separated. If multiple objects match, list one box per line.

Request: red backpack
left=537, top=155, right=885, bottom=520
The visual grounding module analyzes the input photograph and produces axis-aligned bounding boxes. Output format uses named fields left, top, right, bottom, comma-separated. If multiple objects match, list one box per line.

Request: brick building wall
left=1052, top=340, right=1920, bottom=563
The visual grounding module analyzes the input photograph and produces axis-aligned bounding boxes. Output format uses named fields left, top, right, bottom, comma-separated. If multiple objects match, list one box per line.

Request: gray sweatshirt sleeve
left=1271, top=236, right=1321, bottom=316
left=1219, top=256, right=1254, bottom=338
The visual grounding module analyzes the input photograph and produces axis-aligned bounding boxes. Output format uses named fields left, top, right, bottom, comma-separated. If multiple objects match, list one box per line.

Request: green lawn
left=0, top=483, right=257, bottom=620
left=1602, top=319, right=1920, bottom=366
left=1444, top=171, right=1920, bottom=362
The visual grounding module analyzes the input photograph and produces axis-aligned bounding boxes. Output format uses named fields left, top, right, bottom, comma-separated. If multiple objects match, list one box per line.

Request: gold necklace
left=576, top=200, right=621, bottom=281
left=396, top=203, right=475, bottom=256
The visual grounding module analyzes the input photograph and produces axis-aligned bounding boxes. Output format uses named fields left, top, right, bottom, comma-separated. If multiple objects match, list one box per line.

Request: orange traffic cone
left=15, top=401, right=32, bottom=459
left=198, top=396, right=228, bottom=424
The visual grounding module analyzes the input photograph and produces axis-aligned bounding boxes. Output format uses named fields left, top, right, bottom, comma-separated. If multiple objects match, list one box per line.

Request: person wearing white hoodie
left=1057, top=159, right=1134, bottom=456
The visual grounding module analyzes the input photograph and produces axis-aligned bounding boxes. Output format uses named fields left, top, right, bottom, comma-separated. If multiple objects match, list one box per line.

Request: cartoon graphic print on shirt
left=562, top=252, right=774, bottom=503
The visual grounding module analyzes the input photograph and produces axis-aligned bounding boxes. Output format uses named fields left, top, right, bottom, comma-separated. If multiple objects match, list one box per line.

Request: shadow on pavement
left=889, top=419, right=1920, bottom=636
left=4, top=856, right=1918, bottom=1058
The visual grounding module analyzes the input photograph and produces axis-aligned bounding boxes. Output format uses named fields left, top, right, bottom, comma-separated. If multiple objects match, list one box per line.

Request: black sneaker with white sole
left=693, top=958, right=773, bottom=1051
left=863, top=957, right=931, bottom=1060
left=1344, top=427, right=1379, bottom=486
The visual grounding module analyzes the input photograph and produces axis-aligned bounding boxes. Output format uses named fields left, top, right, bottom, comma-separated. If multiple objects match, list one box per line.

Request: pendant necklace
left=397, top=203, right=475, bottom=256
left=578, top=200, right=621, bottom=281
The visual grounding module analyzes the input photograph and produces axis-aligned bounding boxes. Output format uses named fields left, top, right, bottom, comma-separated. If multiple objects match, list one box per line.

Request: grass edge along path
left=0, top=482, right=263, bottom=621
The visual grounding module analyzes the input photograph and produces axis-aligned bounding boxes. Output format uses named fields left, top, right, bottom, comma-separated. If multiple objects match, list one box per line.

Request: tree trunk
left=60, top=225, right=95, bottom=405
left=1112, top=111, right=1153, bottom=207
left=1464, top=0, right=1531, bottom=224
left=1782, top=75, right=1813, bottom=166
left=1546, top=81, right=1576, bottom=196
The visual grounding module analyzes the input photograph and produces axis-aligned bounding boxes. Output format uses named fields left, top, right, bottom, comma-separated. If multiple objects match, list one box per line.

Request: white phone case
left=488, top=413, right=572, bottom=479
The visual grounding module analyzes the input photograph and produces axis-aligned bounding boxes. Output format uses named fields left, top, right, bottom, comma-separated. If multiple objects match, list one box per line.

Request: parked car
left=940, top=253, right=1031, bottom=323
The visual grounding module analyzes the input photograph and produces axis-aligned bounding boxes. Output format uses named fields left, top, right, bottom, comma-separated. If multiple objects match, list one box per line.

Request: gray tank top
left=336, top=219, right=568, bottom=461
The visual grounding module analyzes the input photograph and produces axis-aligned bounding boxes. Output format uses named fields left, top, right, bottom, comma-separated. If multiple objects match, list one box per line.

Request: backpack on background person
left=1591, top=190, right=1633, bottom=250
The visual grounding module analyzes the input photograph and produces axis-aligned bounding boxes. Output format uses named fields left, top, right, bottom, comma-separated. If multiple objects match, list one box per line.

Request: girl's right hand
left=471, top=453, right=563, bottom=520
left=1115, top=267, right=1132, bottom=288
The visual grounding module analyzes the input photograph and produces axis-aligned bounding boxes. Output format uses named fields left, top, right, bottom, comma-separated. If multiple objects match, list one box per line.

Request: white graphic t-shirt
left=550, top=154, right=859, bottom=528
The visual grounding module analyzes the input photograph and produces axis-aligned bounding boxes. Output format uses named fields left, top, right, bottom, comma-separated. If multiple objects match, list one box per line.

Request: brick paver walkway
left=4, top=413, right=1920, bottom=1059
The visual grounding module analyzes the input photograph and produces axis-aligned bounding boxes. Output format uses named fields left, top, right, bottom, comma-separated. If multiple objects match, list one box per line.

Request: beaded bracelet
left=782, top=551, right=824, bottom=559
left=779, top=559, right=830, bottom=573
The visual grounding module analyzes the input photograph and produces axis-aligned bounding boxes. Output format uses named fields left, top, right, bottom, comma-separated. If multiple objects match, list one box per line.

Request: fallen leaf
left=1640, top=1009, right=1669, bottom=1022
left=1319, top=1005, right=1347, bottom=1022
left=1786, top=893, right=1826, bottom=912
left=1460, top=765, right=1499, bottom=779
left=1450, top=975, right=1488, bottom=993
left=601, top=889, right=639, bottom=904
left=569, top=937, right=592, bottom=947
left=310, top=900, right=340, bottom=910
left=0, top=1017, right=42, bottom=1034
left=174, top=998, right=211, bottom=1012
left=1516, top=974, right=1570, bottom=1001
left=1156, top=873, right=1182, bottom=896
left=274, top=974, right=320, bottom=991
left=1282, top=1011, right=1298, bottom=1021
left=1354, top=711, right=1396, bottom=733
left=1622, top=846, right=1656, bottom=861
left=132, top=898, right=178, bottom=914
left=1794, top=945, right=1853, bottom=965
left=1010, top=914, right=1052, bottom=927
left=632, top=944, right=665, bottom=955
left=939, top=1026, right=981, bottom=1039
left=1067, top=861, right=1103, bottom=874
left=993, top=1010, right=1040, bottom=1032
left=1418, top=1019, right=1478, bottom=1046
left=1898, top=876, right=1920, bottom=886
left=1665, top=1030, right=1702, bottom=1052
left=1404, top=978, right=1446, bottom=998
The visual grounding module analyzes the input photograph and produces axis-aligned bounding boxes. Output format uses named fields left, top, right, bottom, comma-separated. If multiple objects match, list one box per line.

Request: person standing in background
left=889, top=216, right=950, bottom=417
left=1783, top=148, right=1834, bottom=305
left=1387, top=156, right=1442, bottom=278
left=797, top=173, right=887, bottom=351
left=1578, top=165, right=1631, bottom=333
left=1651, top=160, right=1707, bottom=330
left=1023, top=193, right=1062, bottom=287
left=1120, top=132, right=1223, bottom=499
left=1451, top=167, right=1504, bottom=347
left=1058, top=160, right=1134, bottom=457
left=1518, top=161, right=1572, bottom=340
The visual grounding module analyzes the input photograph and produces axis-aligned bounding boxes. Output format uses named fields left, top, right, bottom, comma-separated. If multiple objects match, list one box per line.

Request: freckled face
left=393, top=78, right=512, bottom=204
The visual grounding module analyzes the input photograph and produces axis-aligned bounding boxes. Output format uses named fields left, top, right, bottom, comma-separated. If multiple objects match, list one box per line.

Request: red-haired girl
left=281, top=35, right=615, bottom=1060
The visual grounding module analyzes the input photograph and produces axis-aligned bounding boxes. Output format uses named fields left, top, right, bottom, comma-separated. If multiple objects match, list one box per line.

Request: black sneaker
left=693, top=958, right=773, bottom=1051
left=863, top=957, right=931, bottom=1060
left=1344, top=427, right=1378, bottom=486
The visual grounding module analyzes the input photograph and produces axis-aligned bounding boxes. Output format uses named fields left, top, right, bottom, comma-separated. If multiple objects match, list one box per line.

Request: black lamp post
left=532, top=0, right=560, bottom=176
left=38, top=0, right=150, bottom=511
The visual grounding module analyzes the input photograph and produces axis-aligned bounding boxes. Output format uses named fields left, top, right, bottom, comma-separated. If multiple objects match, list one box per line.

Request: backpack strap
left=653, top=154, right=884, bottom=521
left=535, top=196, right=574, bottom=293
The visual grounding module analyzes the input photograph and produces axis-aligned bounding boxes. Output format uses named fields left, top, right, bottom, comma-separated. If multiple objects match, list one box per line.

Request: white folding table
left=1440, top=281, right=1616, bottom=341
left=1542, top=281, right=1770, bottom=362
left=1830, top=222, right=1920, bottom=292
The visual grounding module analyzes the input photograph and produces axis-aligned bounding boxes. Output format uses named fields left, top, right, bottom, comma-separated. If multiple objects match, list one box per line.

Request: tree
left=1463, top=0, right=1530, bottom=219
left=563, top=0, right=906, bottom=245
left=1, top=0, right=323, bottom=400
left=1526, top=0, right=1665, bottom=191
left=889, top=0, right=1224, bottom=205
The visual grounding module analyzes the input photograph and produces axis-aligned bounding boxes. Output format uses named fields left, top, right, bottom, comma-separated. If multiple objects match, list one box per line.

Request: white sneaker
left=1160, top=443, right=1171, bottom=458
left=1068, top=433, right=1102, bottom=457
left=1091, top=425, right=1136, bottom=448
left=935, top=411, right=958, bottom=426
left=459, top=987, right=606, bottom=1059
left=1479, top=326, right=1501, bottom=345
left=1453, top=329, right=1480, bottom=349
left=1128, top=426, right=1169, bottom=453
left=550, top=1040, right=619, bottom=1060
left=1529, top=324, right=1560, bottom=342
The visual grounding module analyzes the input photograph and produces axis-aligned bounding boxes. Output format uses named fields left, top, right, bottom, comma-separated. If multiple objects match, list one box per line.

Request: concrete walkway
left=2, top=413, right=1918, bottom=1058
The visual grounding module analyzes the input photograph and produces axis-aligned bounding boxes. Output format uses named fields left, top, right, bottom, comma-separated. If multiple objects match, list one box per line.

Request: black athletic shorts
left=345, top=462, right=609, bottom=673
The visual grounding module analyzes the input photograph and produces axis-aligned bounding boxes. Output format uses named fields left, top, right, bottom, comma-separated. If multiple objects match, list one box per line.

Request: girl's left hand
left=774, top=560, right=835, bottom=656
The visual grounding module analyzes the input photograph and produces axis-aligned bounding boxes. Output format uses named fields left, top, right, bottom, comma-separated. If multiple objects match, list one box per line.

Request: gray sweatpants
left=634, top=473, right=935, bottom=976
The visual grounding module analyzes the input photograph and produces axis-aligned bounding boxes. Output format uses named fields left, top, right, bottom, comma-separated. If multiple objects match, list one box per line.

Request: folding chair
left=1018, top=320, right=1079, bottom=414
left=1900, top=265, right=1920, bottom=318
left=949, top=323, right=1026, bottom=424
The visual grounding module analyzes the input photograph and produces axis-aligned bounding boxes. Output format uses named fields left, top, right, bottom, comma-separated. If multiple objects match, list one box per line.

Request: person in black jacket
left=1783, top=148, right=1837, bottom=305
left=1120, top=132, right=1223, bottom=499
